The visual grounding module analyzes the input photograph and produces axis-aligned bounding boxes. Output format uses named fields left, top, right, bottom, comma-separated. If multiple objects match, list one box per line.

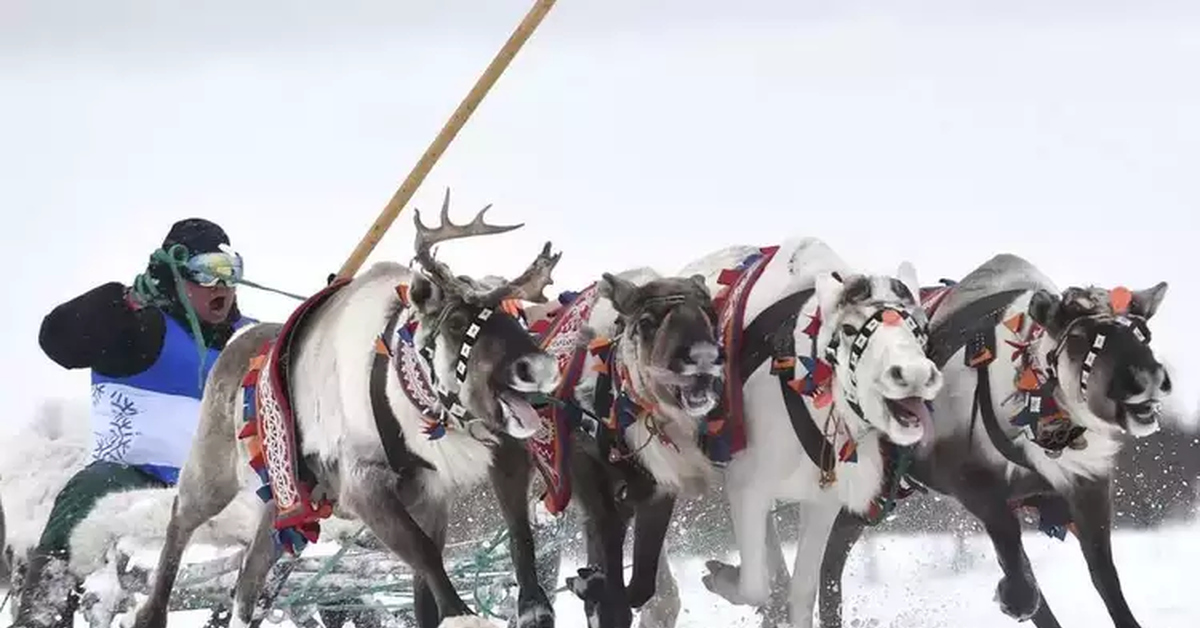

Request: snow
left=95, top=519, right=1197, bottom=628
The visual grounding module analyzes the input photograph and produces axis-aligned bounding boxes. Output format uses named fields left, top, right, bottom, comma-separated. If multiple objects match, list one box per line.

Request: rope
left=236, top=277, right=307, bottom=301
left=129, top=244, right=211, bottom=387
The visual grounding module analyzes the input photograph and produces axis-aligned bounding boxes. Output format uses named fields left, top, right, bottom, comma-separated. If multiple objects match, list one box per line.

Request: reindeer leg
left=627, top=493, right=675, bottom=609
left=634, top=545, right=680, bottom=628
left=759, top=508, right=792, bottom=628
left=341, top=462, right=471, bottom=620
left=133, top=437, right=243, bottom=625
left=489, top=438, right=553, bottom=628
left=786, top=501, right=840, bottom=628
left=702, top=458, right=773, bottom=607
left=1065, top=477, right=1141, bottom=628
left=817, top=510, right=866, bottom=628
left=566, top=452, right=633, bottom=628
left=226, top=504, right=286, bottom=628
left=954, top=469, right=1042, bottom=621
left=409, top=493, right=450, bottom=628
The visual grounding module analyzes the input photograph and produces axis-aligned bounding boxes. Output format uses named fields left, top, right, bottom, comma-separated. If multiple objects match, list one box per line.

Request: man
left=11, top=218, right=255, bottom=627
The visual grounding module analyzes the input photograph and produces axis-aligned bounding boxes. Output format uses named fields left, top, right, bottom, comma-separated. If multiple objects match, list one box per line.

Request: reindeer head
left=1028, top=283, right=1171, bottom=437
left=406, top=189, right=562, bottom=441
left=601, top=272, right=724, bottom=423
left=816, top=263, right=944, bottom=446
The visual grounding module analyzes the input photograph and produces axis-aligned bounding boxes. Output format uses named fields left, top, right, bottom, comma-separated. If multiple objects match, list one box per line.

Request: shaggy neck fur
left=289, top=262, right=496, bottom=503
left=928, top=254, right=1127, bottom=492
left=995, top=293, right=1123, bottom=492
left=611, top=336, right=716, bottom=498
left=569, top=267, right=717, bottom=498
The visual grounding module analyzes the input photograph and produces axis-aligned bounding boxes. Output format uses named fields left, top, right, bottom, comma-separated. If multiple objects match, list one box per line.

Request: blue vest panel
left=90, top=313, right=254, bottom=484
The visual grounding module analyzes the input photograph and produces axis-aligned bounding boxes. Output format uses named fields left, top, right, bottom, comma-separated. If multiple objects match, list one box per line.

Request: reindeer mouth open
left=1121, top=400, right=1161, bottom=426
left=884, top=397, right=931, bottom=430
left=498, top=390, right=544, bottom=439
left=677, top=383, right=719, bottom=416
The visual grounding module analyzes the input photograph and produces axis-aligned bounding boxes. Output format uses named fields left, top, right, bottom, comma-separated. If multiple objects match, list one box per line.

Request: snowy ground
left=118, top=518, right=1197, bottom=628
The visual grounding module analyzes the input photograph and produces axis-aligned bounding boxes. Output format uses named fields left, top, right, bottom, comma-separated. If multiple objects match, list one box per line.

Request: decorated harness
left=756, top=287, right=932, bottom=524
left=238, top=279, right=532, bottom=554
left=923, top=283, right=1153, bottom=539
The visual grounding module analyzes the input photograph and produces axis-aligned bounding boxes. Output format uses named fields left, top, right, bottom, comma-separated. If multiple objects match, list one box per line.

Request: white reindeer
left=677, top=237, right=944, bottom=628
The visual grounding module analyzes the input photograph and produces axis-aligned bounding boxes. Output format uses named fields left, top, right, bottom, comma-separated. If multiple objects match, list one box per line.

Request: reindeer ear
left=895, top=261, right=920, bottom=304
left=409, top=274, right=445, bottom=316
left=815, top=272, right=845, bottom=320
left=1129, top=282, right=1168, bottom=319
left=688, top=273, right=711, bottom=297
left=599, top=272, right=640, bottom=315
left=1028, top=289, right=1062, bottom=332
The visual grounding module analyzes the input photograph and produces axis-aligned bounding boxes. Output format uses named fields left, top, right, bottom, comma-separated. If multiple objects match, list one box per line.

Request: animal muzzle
left=875, top=355, right=942, bottom=447
left=678, top=373, right=722, bottom=417
left=879, top=357, right=944, bottom=401
left=499, top=353, right=560, bottom=439
left=1115, top=364, right=1171, bottom=430
left=506, top=353, right=561, bottom=394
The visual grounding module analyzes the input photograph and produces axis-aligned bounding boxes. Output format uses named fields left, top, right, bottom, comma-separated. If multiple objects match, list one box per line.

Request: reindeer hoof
left=702, top=559, right=766, bottom=606
left=514, top=593, right=555, bottom=628
left=994, top=575, right=1041, bottom=620
left=566, top=565, right=605, bottom=601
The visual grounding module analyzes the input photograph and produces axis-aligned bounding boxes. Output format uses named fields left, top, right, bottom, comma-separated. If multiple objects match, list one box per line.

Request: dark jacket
left=38, top=282, right=243, bottom=378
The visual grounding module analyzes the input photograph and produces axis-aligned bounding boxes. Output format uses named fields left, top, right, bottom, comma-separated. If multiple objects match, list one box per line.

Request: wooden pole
left=334, top=0, right=560, bottom=280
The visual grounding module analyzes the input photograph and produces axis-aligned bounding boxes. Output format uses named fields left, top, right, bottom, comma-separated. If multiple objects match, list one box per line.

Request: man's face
left=183, top=280, right=236, bottom=324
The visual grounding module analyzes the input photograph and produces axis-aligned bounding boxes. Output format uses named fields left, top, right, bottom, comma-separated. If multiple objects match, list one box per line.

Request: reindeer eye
left=637, top=314, right=657, bottom=334
left=445, top=312, right=470, bottom=334
left=841, top=324, right=857, bottom=337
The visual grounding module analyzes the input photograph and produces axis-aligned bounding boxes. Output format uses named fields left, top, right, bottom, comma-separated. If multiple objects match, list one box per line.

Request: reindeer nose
left=886, top=360, right=942, bottom=395
left=508, top=354, right=560, bottom=394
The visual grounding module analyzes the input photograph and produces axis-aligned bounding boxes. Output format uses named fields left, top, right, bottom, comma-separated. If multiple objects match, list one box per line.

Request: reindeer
left=533, top=268, right=725, bottom=628
left=803, top=254, right=1173, bottom=628
left=667, top=238, right=945, bottom=628
left=131, top=191, right=564, bottom=628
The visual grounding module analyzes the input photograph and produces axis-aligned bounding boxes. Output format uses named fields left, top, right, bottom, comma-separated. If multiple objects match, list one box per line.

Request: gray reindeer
left=131, top=190, right=564, bottom=628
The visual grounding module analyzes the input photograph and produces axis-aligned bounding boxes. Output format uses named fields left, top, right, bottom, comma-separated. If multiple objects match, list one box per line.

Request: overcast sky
left=2, top=0, right=1197, bottom=433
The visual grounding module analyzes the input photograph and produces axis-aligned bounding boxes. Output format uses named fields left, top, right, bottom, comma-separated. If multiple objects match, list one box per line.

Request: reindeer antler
left=468, top=241, right=562, bottom=305
left=412, top=188, right=559, bottom=305
left=412, top=188, right=522, bottom=296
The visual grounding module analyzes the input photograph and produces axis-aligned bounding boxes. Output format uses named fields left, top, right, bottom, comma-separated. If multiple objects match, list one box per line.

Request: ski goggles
left=183, top=247, right=244, bottom=288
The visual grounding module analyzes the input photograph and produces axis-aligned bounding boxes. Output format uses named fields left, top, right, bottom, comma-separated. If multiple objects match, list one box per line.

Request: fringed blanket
left=527, top=284, right=602, bottom=514
left=238, top=280, right=347, bottom=555
left=704, top=245, right=781, bottom=464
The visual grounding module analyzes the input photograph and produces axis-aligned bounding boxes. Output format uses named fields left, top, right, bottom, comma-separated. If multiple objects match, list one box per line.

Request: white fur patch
left=0, top=399, right=93, bottom=555
left=437, top=615, right=499, bottom=628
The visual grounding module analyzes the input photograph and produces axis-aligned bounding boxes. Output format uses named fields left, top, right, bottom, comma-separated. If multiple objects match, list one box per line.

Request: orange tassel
left=1109, top=286, right=1132, bottom=314
left=1017, top=368, right=1040, bottom=391
left=1003, top=313, right=1025, bottom=335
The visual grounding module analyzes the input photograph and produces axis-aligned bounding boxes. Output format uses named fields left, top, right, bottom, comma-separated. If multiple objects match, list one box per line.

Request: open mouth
left=1122, top=401, right=1161, bottom=426
left=680, top=389, right=717, bottom=415
left=671, top=378, right=720, bottom=417
left=209, top=295, right=229, bottom=312
left=885, top=397, right=931, bottom=429
left=499, top=390, right=543, bottom=438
